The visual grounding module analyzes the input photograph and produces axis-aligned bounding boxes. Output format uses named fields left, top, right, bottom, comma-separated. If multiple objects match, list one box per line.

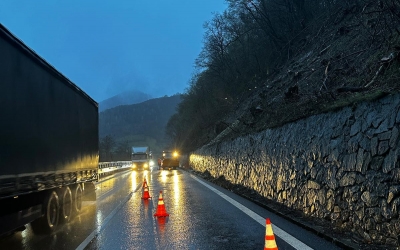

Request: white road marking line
left=76, top=183, right=141, bottom=250
left=191, top=175, right=314, bottom=250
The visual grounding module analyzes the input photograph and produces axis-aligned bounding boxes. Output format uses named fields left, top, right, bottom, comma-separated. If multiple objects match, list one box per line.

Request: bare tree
left=99, top=135, right=115, bottom=162
left=114, top=140, right=130, bottom=161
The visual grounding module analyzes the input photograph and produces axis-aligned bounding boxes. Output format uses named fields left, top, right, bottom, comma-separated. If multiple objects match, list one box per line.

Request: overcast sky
left=0, top=1, right=227, bottom=102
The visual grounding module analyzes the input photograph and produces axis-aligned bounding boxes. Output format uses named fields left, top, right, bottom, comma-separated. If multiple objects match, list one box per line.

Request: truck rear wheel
left=59, top=187, right=73, bottom=223
left=73, top=184, right=83, bottom=215
left=31, top=191, right=59, bottom=234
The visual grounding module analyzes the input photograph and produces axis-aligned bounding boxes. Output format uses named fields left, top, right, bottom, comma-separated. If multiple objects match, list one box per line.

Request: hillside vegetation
left=99, top=94, right=181, bottom=161
left=166, top=0, right=400, bottom=153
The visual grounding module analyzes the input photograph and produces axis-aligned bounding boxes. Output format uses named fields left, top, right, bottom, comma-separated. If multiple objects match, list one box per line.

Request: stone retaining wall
left=190, top=93, right=400, bottom=246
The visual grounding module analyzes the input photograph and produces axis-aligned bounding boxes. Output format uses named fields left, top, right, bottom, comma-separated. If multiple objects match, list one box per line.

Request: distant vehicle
left=161, top=150, right=180, bottom=170
left=131, top=146, right=152, bottom=170
left=0, top=24, right=98, bottom=236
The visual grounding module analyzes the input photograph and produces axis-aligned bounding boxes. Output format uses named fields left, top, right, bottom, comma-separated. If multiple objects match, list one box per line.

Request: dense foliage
left=167, top=0, right=400, bottom=153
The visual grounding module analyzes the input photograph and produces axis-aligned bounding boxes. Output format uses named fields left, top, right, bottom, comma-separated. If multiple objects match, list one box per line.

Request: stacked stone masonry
left=190, top=93, right=400, bottom=246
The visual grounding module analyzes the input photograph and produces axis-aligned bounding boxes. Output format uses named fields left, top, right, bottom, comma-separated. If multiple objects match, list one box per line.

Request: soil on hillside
left=209, top=3, right=400, bottom=144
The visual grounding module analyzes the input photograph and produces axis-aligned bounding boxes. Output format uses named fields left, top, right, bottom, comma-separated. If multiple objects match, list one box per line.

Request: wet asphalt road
left=0, top=168, right=344, bottom=250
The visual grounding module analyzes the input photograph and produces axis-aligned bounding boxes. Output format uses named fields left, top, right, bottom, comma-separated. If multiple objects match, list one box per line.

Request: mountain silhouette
left=99, top=90, right=152, bottom=112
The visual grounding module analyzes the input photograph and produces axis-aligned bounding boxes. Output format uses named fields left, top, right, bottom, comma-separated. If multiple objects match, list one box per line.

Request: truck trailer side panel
left=0, top=24, right=98, bottom=198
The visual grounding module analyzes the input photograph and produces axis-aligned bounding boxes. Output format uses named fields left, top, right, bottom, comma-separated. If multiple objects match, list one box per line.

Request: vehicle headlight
left=173, top=151, right=179, bottom=157
left=144, top=163, right=148, bottom=168
left=149, top=160, right=154, bottom=166
left=132, top=164, right=136, bottom=168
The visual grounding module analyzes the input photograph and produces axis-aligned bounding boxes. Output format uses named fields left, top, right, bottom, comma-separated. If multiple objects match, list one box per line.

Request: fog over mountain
left=99, top=90, right=152, bottom=112
left=99, top=94, right=182, bottom=156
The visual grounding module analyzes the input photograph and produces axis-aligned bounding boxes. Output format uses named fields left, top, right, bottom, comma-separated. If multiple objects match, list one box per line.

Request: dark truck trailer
left=0, top=24, right=98, bottom=236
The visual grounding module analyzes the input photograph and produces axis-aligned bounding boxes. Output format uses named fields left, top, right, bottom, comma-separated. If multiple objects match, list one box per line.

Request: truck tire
left=31, top=191, right=59, bottom=234
left=73, top=184, right=83, bottom=215
left=59, top=187, right=73, bottom=223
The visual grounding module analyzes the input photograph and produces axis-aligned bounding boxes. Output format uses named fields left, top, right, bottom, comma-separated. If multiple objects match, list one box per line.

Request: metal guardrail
left=98, top=161, right=132, bottom=169
left=98, top=161, right=132, bottom=178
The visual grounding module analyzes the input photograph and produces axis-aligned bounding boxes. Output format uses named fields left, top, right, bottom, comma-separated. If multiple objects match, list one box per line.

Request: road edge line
left=191, top=174, right=314, bottom=250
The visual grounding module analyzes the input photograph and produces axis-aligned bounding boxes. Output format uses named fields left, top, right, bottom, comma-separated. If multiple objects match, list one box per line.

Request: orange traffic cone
left=142, top=183, right=151, bottom=200
left=154, top=191, right=169, bottom=217
left=264, top=218, right=278, bottom=250
left=142, top=178, right=148, bottom=188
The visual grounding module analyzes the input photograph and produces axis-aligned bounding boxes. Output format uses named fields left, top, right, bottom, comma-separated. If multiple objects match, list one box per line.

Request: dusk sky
left=0, top=1, right=227, bottom=102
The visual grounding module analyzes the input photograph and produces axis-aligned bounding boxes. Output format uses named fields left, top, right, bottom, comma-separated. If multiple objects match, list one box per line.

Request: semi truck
left=131, top=147, right=152, bottom=170
left=0, top=24, right=98, bottom=236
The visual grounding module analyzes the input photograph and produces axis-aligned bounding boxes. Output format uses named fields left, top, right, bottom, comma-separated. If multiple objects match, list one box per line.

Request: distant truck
left=131, top=147, right=152, bottom=170
left=0, top=24, right=98, bottom=236
left=161, top=150, right=180, bottom=170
